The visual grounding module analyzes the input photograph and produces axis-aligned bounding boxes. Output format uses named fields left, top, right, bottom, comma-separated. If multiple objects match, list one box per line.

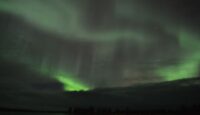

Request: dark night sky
left=0, top=0, right=200, bottom=91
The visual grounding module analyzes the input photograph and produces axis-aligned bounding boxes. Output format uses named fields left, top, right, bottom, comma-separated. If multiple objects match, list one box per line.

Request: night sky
left=0, top=0, right=200, bottom=91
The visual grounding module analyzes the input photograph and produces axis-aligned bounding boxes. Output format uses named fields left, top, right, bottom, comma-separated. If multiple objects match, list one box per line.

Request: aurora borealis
left=0, top=0, right=200, bottom=91
left=56, top=75, right=90, bottom=91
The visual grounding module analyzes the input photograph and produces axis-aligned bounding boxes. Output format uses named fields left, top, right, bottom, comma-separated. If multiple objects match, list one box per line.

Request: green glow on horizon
left=156, top=58, right=199, bottom=81
left=156, top=30, right=200, bottom=81
left=55, top=73, right=90, bottom=91
left=29, top=64, right=91, bottom=91
left=36, top=65, right=91, bottom=91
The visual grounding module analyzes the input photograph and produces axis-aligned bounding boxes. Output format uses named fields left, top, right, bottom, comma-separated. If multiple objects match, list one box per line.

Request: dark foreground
left=0, top=77, right=200, bottom=114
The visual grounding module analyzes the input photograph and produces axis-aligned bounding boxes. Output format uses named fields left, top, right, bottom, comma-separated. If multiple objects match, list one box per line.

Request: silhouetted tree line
left=1, top=104, right=200, bottom=114
left=64, top=104, right=200, bottom=114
